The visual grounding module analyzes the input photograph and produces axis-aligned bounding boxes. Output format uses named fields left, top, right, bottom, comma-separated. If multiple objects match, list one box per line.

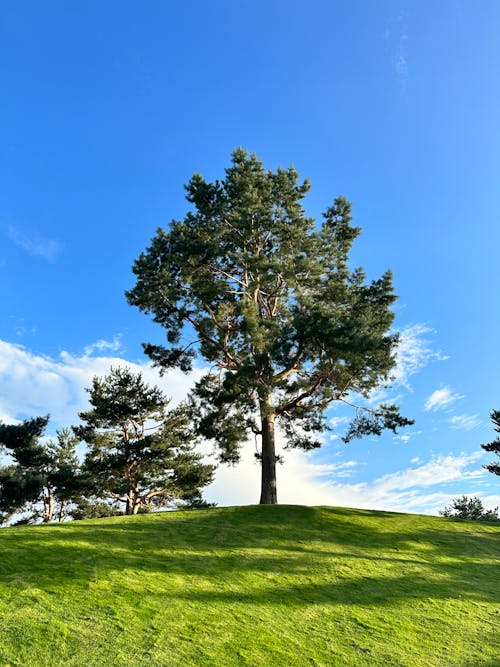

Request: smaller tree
left=481, top=410, right=500, bottom=475
left=44, top=429, right=85, bottom=522
left=75, top=367, right=214, bottom=514
left=439, top=495, right=499, bottom=521
left=0, top=418, right=83, bottom=524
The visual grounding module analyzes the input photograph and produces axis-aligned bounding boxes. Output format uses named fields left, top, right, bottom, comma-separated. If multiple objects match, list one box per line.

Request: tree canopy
left=75, top=367, right=214, bottom=514
left=127, top=149, right=413, bottom=504
left=0, top=418, right=82, bottom=524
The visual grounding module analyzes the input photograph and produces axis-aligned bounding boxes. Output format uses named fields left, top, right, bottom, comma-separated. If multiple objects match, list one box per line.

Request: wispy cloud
left=449, top=414, right=482, bottom=431
left=385, top=12, right=409, bottom=91
left=395, top=428, right=423, bottom=445
left=206, top=441, right=494, bottom=514
left=83, top=334, right=124, bottom=357
left=327, top=416, right=350, bottom=441
left=395, top=54, right=408, bottom=89
left=424, top=386, right=464, bottom=412
left=350, top=323, right=447, bottom=408
left=7, top=226, right=62, bottom=261
left=368, top=324, right=447, bottom=404
left=392, top=324, right=448, bottom=389
left=395, top=12, right=409, bottom=90
left=373, top=452, right=484, bottom=492
left=320, top=459, right=359, bottom=479
left=329, top=416, right=349, bottom=428
left=8, top=316, right=37, bottom=339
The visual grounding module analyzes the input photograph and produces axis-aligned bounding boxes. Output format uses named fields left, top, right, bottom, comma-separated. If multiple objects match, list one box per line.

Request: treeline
left=0, top=367, right=215, bottom=526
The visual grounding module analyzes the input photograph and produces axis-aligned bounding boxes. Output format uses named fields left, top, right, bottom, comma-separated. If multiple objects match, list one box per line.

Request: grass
left=0, top=505, right=498, bottom=666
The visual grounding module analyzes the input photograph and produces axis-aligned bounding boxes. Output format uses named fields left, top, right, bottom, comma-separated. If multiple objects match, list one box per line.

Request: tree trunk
left=259, top=400, right=277, bottom=504
left=125, top=491, right=134, bottom=515
left=43, top=486, right=54, bottom=523
left=131, top=488, right=142, bottom=514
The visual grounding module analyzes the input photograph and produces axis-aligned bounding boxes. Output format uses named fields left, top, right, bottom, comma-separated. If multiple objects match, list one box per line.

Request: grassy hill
left=0, top=505, right=498, bottom=666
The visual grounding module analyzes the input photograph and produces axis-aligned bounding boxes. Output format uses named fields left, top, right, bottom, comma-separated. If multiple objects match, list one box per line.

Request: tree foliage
left=481, top=410, right=500, bottom=475
left=439, top=495, right=499, bottom=521
left=0, top=418, right=83, bottom=524
left=127, top=149, right=413, bottom=504
left=74, top=367, right=214, bottom=514
left=70, top=497, right=122, bottom=521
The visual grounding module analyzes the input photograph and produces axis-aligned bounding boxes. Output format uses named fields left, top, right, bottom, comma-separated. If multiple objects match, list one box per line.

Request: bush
left=70, top=498, right=122, bottom=521
left=439, top=495, right=499, bottom=521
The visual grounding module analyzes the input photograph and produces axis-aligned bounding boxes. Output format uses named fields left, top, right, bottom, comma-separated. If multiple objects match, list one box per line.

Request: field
left=0, top=505, right=498, bottom=666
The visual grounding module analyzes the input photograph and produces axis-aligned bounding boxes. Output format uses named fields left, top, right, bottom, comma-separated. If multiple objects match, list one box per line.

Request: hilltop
left=0, top=505, right=498, bottom=666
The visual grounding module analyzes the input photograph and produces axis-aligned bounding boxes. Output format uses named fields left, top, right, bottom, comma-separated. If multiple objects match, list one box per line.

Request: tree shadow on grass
left=0, top=505, right=498, bottom=610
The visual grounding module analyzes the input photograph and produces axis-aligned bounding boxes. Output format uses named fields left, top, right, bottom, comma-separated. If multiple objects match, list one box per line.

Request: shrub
left=439, top=495, right=499, bottom=521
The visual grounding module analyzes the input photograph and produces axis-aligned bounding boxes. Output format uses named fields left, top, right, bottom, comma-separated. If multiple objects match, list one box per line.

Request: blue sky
left=1, top=1, right=499, bottom=512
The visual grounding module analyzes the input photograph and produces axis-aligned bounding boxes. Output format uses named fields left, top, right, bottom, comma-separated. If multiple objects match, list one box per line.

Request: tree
left=439, top=495, right=499, bottom=521
left=481, top=410, right=500, bottom=475
left=0, top=418, right=82, bottom=524
left=126, top=149, right=413, bottom=504
left=74, top=367, right=214, bottom=514
left=42, top=428, right=84, bottom=522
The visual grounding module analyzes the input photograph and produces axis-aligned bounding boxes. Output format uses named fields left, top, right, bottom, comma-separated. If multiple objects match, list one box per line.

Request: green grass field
left=0, top=505, right=498, bottom=666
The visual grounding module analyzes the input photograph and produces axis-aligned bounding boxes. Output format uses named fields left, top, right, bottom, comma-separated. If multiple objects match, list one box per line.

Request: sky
left=1, top=1, right=499, bottom=514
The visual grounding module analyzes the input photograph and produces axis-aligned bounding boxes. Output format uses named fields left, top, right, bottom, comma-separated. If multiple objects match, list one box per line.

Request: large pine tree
left=127, top=149, right=412, bottom=504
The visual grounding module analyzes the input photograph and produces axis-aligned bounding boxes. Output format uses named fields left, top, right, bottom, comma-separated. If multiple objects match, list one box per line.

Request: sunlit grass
left=0, top=505, right=498, bottom=666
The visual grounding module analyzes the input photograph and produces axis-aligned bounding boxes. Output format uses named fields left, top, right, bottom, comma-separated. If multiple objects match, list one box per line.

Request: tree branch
left=336, top=397, right=380, bottom=416
left=276, top=373, right=326, bottom=414
left=184, top=312, right=241, bottom=370
left=142, top=488, right=169, bottom=501
left=273, top=345, right=304, bottom=382
left=208, top=264, right=249, bottom=289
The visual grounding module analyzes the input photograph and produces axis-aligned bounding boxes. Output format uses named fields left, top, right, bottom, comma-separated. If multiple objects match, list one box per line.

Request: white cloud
left=395, top=430, right=422, bottom=445
left=0, top=337, right=490, bottom=516
left=366, top=324, right=447, bottom=405
left=0, top=412, right=19, bottom=425
left=205, top=444, right=492, bottom=515
left=372, top=452, right=484, bottom=491
left=323, top=460, right=359, bottom=479
left=7, top=226, right=62, bottom=261
left=392, top=324, right=447, bottom=389
left=424, top=386, right=464, bottom=412
left=83, top=334, right=124, bottom=356
left=449, top=414, right=482, bottom=431
left=0, top=339, right=205, bottom=428
left=329, top=416, right=349, bottom=429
